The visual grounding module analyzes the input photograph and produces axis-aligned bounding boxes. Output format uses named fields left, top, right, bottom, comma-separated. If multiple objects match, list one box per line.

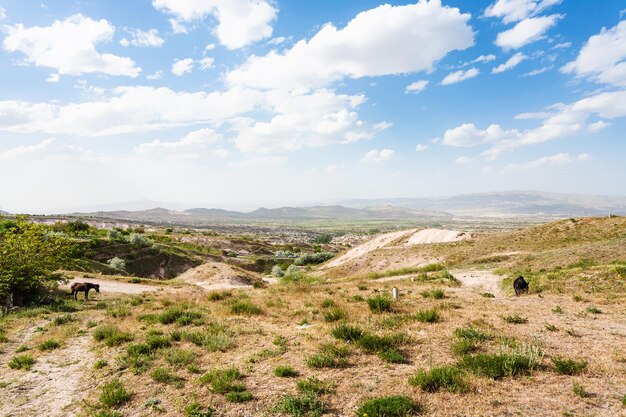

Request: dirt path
left=0, top=320, right=96, bottom=417
left=450, top=269, right=504, bottom=296
left=65, top=277, right=160, bottom=294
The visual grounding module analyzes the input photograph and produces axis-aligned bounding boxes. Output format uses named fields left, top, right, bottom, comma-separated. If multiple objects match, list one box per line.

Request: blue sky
left=0, top=0, right=625, bottom=213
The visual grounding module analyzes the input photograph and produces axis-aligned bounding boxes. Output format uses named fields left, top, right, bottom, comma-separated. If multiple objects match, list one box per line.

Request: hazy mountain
left=342, top=191, right=626, bottom=217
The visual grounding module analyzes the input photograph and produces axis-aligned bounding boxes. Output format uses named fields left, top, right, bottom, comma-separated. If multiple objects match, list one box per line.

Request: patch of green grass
left=421, top=289, right=445, bottom=299
left=207, top=291, right=232, bottom=301
left=99, top=379, right=132, bottom=408
left=15, top=345, right=29, bottom=353
left=323, top=307, right=346, bottom=322
left=320, top=298, right=335, bottom=308
left=502, top=314, right=528, bottom=324
left=199, top=367, right=243, bottom=394
left=8, top=354, right=35, bottom=370
left=481, top=292, right=495, bottom=298
left=146, top=334, right=171, bottom=350
left=230, top=301, right=263, bottom=316
left=453, top=326, right=492, bottom=342
left=296, top=377, right=334, bottom=395
left=411, top=309, right=441, bottom=323
left=165, top=348, right=195, bottom=368
left=552, top=305, right=564, bottom=314
left=356, top=395, right=422, bottom=417
left=451, top=339, right=478, bottom=356
left=306, top=343, right=350, bottom=369
left=367, top=296, right=393, bottom=313
left=357, top=333, right=405, bottom=354
left=93, top=325, right=133, bottom=347
left=331, top=323, right=364, bottom=342
left=274, top=365, right=299, bottom=377
left=273, top=392, right=325, bottom=417
left=458, top=346, right=542, bottom=380
left=225, top=390, right=253, bottom=402
left=552, top=357, right=587, bottom=375
left=151, top=367, right=185, bottom=387
left=185, top=402, right=215, bottom=417
left=93, top=411, right=122, bottom=417
left=38, top=339, right=61, bottom=351
left=409, top=366, right=471, bottom=393
left=621, top=394, right=626, bottom=406
left=182, top=322, right=234, bottom=352
left=147, top=306, right=204, bottom=325
left=94, top=359, right=108, bottom=369
left=378, top=348, right=408, bottom=364
left=366, top=263, right=445, bottom=280
left=53, top=314, right=74, bottom=325
left=572, top=382, right=589, bottom=398
left=586, top=306, right=602, bottom=314
left=106, top=304, right=130, bottom=318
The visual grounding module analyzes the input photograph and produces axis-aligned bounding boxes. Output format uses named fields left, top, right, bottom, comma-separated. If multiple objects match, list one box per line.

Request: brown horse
left=71, top=282, right=100, bottom=300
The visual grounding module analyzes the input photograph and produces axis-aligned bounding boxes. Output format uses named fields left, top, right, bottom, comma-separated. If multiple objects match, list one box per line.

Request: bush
left=225, top=390, right=253, bottom=403
left=297, top=377, right=334, bottom=395
left=148, top=306, right=203, bottom=325
left=367, top=296, right=393, bottom=313
left=331, top=324, right=364, bottom=342
left=502, top=314, right=528, bottom=324
left=8, top=354, right=35, bottom=370
left=421, top=289, right=445, bottom=299
left=453, top=326, right=492, bottom=342
left=281, top=265, right=307, bottom=283
left=230, top=301, right=262, bottom=316
left=108, top=257, right=126, bottom=272
left=93, top=325, right=133, bottom=347
left=271, top=265, right=285, bottom=277
left=166, top=349, right=196, bottom=368
left=552, top=357, right=587, bottom=375
left=53, top=314, right=74, bottom=325
left=312, top=234, right=332, bottom=244
left=451, top=339, right=478, bottom=356
left=151, top=367, right=185, bottom=387
left=306, top=343, right=350, bottom=369
left=412, top=309, right=440, bottom=323
left=207, top=291, right=232, bottom=301
left=458, top=346, right=542, bottom=379
left=185, top=402, right=214, bottom=417
left=357, top=333, right=405, bottom=354
left=99, top=379, right=132, bottom=408
left=129, top=233, right=151, bottom=246
left=182, top=323, right=233, bottom=352
left=356, top=395, right=422, bottom=417
left=38, top=339, right=61, bottom=351
left=323, top=307, right=346, bottom=322
left=320, top=298, right=335, bottom=308
left=146, top=334, right=171, bottom=350
left=94, top=359, right=108, bottom=369
left=199, top=367, right=243, bottom=394
left=294, top=252, right=335, bottom=266
left=274, top=365, right=299, bottom=377
left=273, top=392, right=325, bottom=417
left=409, top=366, right=470, bottom=393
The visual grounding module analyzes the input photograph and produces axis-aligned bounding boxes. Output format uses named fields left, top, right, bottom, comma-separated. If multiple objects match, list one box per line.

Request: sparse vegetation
left=356, top=395, right=422, bottom=417
left=99, top=379, right=132, bottom=408
left=411, top=308, right=441, bottom=323
left=230, top=301, right=263, bottom=316
left=502, top=314, right=528, bottom=324
left=552, top=358, right=587, bottom=375
left=8, top=354, right=35, bottom=370
left=367, top=295, right=393, bottom=313
left=331, top=323, right=364, bottom=342
left=93, top=325, right=133, bottom=347
left=409, top=366, right=471, bottom=393
left=38, top=338, right=61, bottom=351
left=274, top=365, right=298, bottom=377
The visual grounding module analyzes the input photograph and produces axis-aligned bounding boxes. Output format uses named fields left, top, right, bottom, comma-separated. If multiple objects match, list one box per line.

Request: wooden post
left=392, top=287, right=399, bottom=300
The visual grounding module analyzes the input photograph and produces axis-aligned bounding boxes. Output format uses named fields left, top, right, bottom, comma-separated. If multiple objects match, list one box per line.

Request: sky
left=0, top=0, right=625, bottom=213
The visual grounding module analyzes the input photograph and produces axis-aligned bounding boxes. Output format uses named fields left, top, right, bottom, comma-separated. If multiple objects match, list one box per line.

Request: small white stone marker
left=392, top=287, right=399, bottom=300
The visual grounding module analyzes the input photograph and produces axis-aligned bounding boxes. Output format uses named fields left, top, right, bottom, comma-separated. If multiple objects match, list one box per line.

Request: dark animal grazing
left=513, top=276, right=529, bottom=296
left=71, top=282, right=100, bottom=300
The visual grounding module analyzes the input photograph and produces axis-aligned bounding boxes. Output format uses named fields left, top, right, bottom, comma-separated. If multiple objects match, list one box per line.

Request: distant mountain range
left=63, top=191, right=626, bottom=225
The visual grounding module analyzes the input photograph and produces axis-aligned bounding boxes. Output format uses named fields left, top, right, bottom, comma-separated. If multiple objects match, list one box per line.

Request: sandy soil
left=404, top=228, right=471, bottom=246
left=175, top=260, right=264, bottom=290
left=451, top=269, right=504, bottom=296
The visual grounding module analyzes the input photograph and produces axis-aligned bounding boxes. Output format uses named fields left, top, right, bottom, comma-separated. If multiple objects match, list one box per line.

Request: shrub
left=94, top=359, right=108, bottom=369
left=331, top=324, right=364, bottom=342
left=230, top=301, right=262, bottom=316
left=412, top=309, right=440, bottom=323
left=356, top=395, right=422, bottom=417
left=38, top=339, right=61, bottom=351
left=225, top=390, right=253, bottom=403
left=378, top=348, right=408, bottom=364
left=409, top=366, right=470, bottom=393
left=107, top=304, right=130, bottom=318
left=108, top=257, right=126, bottom=271
left=572, top=382, right=589, bottom=398
left=127, top=343, right=152, bottom=357
left=8, top=354, right=35, bottom=370
left=367, top=296, right=393, bottom=313
left=153, top=306, right=203, bottom=325
left=503, top=314, right=528, bottom=324
left=182, top=323, right=233, bottom=352
left=53, top=314, right=74, bottom=325
left=207, top=291, right=232, bottom=302
left=452, top=339, right=478, bottom=356
left=458, top=345, right=542, bottom=379
left=99, top=379, right=132, bottom=408
left=421, top=289, right=445, bottom=299
left=323, top=307, right=346, bottom=322
left=297, top=377, right=334, bottom=395
left=129, top=233, right=151, bottom=246
left=312, top=234, right=332, bottom=244
left=185, top=402, right=214, bottom=417
left=274, top=365, right=298, bottom=377
left=552, top=358, right=587, bottom=375
left=357, top=333, right=405, bottom=354
left=93, top=325, right=133, bottom=347
left=271, top=265, right=285, bottom=278
left=320, top=298, right=335, bottom=308
left=273, top=392, right=325, bottom=417
left=586, top=306, right=602, bottom=314
left=453, top=326, right=492, bottom=342
left=151, top=367, right=185, bottom=387
left=281, top=265, right=308, bottom=283
left=306, top=343, right=350, bottom=369
left=294, top=252, right=335, bottom=266
left=146, top=334, right=171, bottom=350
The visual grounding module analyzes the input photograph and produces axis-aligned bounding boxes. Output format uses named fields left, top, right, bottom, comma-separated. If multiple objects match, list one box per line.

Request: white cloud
left=523, top=65, right=552, bottom=76
left=405, top=80, right=429, bottom=94
left=441, top=67, right=479, bottom=85
left=484, top=0, right=561, bottom=24
left=227, top=1, right=474, bottom=90
left=233, top=89, right=390, bottom=153
left=562, top=20, right=626, bottom=87
left=495, top=14, right=562, bottom=50
left=415, top=144, right=429, bottom=152
left=120, top=28, right=164, bottom=47
left=172, top=58, right=193, bottom=76
left=0, top=86, right=264, bottom=137
left=46, top=73, right=60, bottom=83
left=2, top=14, right=141, bottom=77
left=362, top=149, right=394, bottom=163
left=199, top=57, right=214, bottom=70
left=441, top=90, right=626, bottom=159
left=552, top=41, right=571, bottom=49
left=205, top=43, right=216, bottom=51
left=152, top=0, right=277, bottom=49
left=455, top=156, right=472, bottom=164
left=135, top=128, right=227, bottom=159
left=0, top=7, right=6, bottom=20
left=326, top=164, right=344, bottom=174
left=492, top=52, right=526, bottom=73
left=503, top=152, right=588, bottom=172
left=0, top=138, right=94, bottom=162
left=147, top=70, right=163, bottom=80
left=472, top=54, right=496, bottom=64
left=227, top=156, right=286, bottom=169
left=268, top=36, right=287, bottom=45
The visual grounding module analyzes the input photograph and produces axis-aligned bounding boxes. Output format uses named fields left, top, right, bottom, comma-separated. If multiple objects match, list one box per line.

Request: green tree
left=0, top=218, right=73, bottom=307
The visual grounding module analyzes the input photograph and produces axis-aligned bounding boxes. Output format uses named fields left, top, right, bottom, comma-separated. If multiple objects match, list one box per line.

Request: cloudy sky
left=1, top=0, right=625, bottom=213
